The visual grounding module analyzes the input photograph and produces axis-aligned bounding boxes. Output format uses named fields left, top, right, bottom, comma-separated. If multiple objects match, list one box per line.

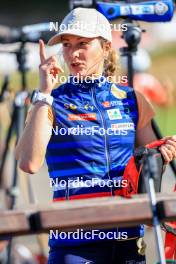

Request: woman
left=15, top=7, right=176, bottom=264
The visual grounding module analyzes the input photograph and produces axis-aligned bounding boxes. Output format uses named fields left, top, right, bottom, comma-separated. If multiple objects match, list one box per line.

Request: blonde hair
left=100, top=38, right=120, bottom=82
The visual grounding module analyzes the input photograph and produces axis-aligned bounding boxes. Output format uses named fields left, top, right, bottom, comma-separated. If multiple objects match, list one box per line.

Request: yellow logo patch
left=111, top=84, right=127, bottom=99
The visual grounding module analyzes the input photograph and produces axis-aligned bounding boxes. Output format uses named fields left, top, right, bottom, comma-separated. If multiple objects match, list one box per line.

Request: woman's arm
left=136, top=121, right=176, bottom=163
left=15, top=39, right=63, bottom=174
left=15, top=102, right=53, bottom=174
left=135, top=89, right=176, bottom=163
left=136, top=121, right=156, bottom=147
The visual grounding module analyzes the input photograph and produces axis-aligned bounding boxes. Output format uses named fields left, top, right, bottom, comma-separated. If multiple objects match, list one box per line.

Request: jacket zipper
left=66, top=180, right=69, bottom=200
left=91, top=84, right=113, bottom=196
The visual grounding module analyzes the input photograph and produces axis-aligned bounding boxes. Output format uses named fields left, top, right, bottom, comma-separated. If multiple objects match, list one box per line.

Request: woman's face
left=61, top=34, right=110, bottom=78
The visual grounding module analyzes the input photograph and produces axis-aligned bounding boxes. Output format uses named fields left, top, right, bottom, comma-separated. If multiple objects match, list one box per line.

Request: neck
left=71, top=72, right=104, bottom=80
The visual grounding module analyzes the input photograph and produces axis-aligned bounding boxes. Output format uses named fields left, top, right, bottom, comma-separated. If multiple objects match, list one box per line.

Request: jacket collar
left=67, top=75, right=111, bottom=91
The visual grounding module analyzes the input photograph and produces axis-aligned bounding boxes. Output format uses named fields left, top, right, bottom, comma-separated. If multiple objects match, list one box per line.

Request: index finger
left=39, top=39, right=47, bottom=64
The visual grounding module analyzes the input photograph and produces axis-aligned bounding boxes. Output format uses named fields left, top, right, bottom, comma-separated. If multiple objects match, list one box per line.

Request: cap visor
left=47, top=30, right=99, bottom=46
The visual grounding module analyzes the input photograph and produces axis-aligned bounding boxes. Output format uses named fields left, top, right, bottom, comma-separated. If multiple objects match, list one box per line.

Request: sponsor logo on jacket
left=64, top=103, right=94, bottom=111
left=111, top=84, right=127, bottom=99
left=111, top=123, right=135, bottom=130
left=68, top=113, right=97, bottom=121
left=102, top=101, right=129, bottom=108
left=107, top=109, right=122, bottom=120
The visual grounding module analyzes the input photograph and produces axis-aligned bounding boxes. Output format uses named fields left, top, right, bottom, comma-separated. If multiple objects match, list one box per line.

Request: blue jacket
left=46, top=76, right=144, bottom=247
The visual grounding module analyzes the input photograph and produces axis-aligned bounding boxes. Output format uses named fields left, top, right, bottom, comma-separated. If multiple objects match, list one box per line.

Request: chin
left=72, top=70, right=87, bottom=78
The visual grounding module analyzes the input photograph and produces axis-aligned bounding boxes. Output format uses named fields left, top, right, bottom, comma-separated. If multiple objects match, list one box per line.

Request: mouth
left=70, top=62, right=84, bottom=68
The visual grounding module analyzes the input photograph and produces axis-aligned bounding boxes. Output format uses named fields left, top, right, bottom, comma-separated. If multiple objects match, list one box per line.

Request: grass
left=149, top=43, right=176, bottom=136
left=149, top=43, right=176, bottom=87
left=0, top=71, right=39, bottom=92
left=154, top=105, right=176, bottom=136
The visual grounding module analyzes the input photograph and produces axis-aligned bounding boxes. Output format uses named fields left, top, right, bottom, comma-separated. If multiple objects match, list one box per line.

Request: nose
left=69, top=47, right=80, bottom=60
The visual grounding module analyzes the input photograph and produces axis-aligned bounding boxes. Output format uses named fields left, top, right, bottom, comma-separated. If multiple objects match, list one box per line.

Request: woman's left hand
left=159, top=136, right=176, bottom=164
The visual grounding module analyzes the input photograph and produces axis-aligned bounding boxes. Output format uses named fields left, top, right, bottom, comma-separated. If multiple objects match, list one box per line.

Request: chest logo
left=102, top=101, right=110, bottom=108
left=64, top=103, right=77, bottom=110
left=64, top=103, right=94, bottom=111
left=111, top=84, right=127, bottom=99
left=111, top=123, right=135, bottom=130
left=68, top=113, right=97, bottom=121
left=107, top=108, right=122, bottom=120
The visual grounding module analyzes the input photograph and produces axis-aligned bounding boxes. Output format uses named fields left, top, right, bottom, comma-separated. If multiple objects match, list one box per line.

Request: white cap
left=48, top=8, right=112, bottom=46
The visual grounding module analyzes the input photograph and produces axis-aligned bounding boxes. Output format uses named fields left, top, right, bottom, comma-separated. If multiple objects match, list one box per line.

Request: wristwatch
left=31, top=90, right=54, bottom=106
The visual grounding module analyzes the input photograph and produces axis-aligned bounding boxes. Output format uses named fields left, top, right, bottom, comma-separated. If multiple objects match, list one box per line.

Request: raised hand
left=39, top=39, right=63, bottom=94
